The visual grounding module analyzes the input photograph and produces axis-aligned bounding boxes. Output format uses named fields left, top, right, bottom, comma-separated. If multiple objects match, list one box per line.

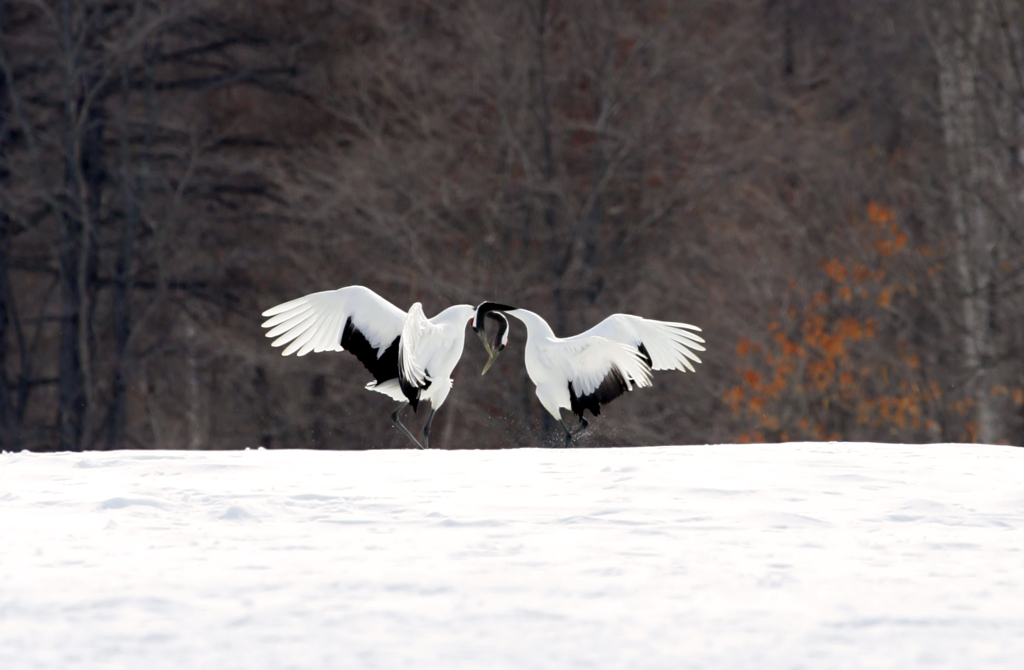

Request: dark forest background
left=2, top=0, right=1023, bottom=451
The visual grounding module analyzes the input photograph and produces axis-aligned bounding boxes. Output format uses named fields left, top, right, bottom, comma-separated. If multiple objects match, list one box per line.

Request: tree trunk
left=58, top=156, right=86, bottom=451
left=933, top=0, right=1002, bottom=443
left=186, top=318, right=202, bottom=450
left=0, top=34, right=13, bottom=447
left=105, top=60, right=146, bottom=451
left=59, top=71, right=104, bottom=450
left=0, top=204, right=11, bottom=450
left=533, top=0, right=566, bottom=336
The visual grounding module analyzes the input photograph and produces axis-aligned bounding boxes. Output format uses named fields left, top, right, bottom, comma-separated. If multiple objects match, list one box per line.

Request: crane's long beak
left=481, top=347, right=500, bottom=376
left=477, top=328, right=500, bottom=375
left=476, top=328, right=493, bottom=356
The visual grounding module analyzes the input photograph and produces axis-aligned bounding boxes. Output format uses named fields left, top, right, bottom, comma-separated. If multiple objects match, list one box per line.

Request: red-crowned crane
left=261, top=286, right=507, bottom=448
left=473, top=302, right=703, bottom=447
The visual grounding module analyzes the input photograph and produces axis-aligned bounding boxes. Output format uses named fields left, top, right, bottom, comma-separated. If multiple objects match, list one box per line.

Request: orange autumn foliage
left=867, top=201, right=893, bottom=225
left=724, top=201, right=953, bottom=442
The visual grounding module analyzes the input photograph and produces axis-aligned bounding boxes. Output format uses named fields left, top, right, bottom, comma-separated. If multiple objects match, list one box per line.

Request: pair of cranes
left=261, top=286, right=705, bottom=448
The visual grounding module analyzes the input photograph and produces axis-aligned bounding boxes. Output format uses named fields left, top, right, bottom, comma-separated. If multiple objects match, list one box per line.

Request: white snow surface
left=2, top=443, right=1023, bottom=669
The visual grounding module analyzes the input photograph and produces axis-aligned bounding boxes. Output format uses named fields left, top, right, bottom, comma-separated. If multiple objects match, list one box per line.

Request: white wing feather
left=580, top=314, right=705, bottom=372
left=260, top=285, right=406, bottom=357
left=552, top=336, right=653, bottom=397
left=365, top=378, right=407, bottom=402
left=398, top=302, right=463, bottom=389
left=399, top=303, right=435, bottom=388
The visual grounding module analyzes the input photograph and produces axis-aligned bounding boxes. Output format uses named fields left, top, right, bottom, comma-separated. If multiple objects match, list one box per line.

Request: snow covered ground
left=1, top=443, right=1022, bottom=669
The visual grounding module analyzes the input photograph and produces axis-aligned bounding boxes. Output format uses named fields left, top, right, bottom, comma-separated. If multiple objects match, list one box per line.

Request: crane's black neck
left=473, top=301, right=516, bottom=331
left=487, top=311, right=509, bottom=351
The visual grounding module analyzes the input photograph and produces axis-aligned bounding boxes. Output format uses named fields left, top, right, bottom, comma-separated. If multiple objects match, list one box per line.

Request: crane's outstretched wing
left=579, top=314, right=705, bottom=372
left=397, top=302, right=443, bottom=409
left=552, top=336, right=653, bottom=420
left=261, top=285, right=406, bottom=383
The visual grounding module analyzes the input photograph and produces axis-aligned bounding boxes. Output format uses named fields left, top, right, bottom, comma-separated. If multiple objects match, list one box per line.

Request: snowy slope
left=1, top=443, right=1022, bottom=669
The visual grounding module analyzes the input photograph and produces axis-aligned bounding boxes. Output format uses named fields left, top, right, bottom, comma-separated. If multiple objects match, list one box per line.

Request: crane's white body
left=497, top=308, right=705, bottom=426
left=261, top=286, right=479, bottom=447
left=504, top=309, right=653, bottom=420
left=398, top=302, right=476, bottom=409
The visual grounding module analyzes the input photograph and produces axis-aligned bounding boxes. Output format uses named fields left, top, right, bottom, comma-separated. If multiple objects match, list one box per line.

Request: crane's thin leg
left=392, top=402, right=424, bottom=449
left=422, top=409, right=437, bottom=449
left=559, top=419, right=575, bottom=448
left=558, top=416, right=590, bottom=448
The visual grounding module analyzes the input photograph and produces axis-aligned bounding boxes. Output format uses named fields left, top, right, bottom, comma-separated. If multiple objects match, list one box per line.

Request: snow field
left=1, top=443, right=1022, bottom=669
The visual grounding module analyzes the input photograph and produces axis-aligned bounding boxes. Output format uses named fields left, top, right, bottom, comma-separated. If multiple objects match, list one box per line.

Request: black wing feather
left=341, top=318, right=400, bottom=384
left=398, top=368, right=431, bottom=413
left=568, top=367, right=631, bottom=421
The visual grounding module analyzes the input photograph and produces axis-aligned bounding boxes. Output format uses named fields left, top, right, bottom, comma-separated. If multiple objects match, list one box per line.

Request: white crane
left=260, top=286, right=507, bottom=449
left=473, top=301, right=705, bottom=446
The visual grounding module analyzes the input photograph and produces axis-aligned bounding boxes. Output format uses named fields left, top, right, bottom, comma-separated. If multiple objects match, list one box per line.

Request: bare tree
left=3, top=0, right=1023, bottom=450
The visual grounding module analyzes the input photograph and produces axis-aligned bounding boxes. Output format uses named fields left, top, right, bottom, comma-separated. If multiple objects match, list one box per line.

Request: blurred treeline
left=2, top=0, right=1023, bottom=451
